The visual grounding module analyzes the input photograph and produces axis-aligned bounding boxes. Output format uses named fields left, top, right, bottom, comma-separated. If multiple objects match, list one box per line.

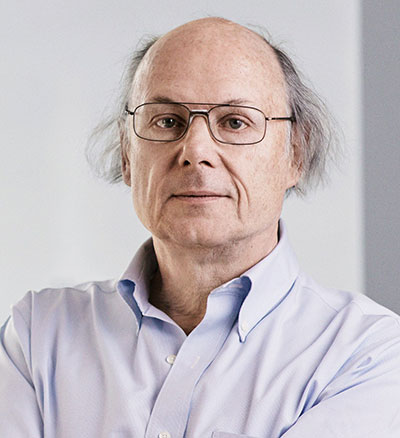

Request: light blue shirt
left=1, top=223, right=400, bottom=438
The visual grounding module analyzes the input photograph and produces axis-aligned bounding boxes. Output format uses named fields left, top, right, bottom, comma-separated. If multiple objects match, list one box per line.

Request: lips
left=172, top=191, right=224, bottom=197
left=170, top=190, right=229, bottom=203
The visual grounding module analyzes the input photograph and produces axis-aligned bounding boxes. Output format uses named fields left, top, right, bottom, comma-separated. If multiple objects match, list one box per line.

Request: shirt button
left=240, top=321, right=249, bottom=332
left=159, top=432, right=171, bottom=438
left=166, top=354, right=176, bottom=365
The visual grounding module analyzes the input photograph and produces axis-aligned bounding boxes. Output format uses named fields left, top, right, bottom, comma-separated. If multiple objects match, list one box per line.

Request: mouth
left=171, top=191, right=228, bottom=202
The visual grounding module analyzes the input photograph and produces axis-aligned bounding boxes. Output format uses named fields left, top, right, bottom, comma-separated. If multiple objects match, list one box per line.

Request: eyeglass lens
left=133, top=103, right=266, bottom=144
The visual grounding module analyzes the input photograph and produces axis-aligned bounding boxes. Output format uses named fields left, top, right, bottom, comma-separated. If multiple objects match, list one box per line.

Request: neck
left=149, top=224, right=279, bottom=334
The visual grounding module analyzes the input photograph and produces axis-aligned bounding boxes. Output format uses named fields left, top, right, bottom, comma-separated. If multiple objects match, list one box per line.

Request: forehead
left=131, top=20, right=287, bottom=111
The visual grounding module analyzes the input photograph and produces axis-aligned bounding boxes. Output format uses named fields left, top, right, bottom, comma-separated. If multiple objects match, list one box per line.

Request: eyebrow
left=149, top=95, right=252, bottom=106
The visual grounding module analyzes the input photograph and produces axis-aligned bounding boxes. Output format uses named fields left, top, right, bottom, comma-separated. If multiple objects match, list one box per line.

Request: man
left=1, top=17, right=399, bottom=438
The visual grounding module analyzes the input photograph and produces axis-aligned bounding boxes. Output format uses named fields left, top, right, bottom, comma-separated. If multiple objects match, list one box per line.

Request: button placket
left=145, top=290, right=245, bottom=438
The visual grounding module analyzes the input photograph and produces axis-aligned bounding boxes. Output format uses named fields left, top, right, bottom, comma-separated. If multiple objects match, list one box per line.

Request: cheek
left=130, top=143, right=156, bottom=189
left=242, top=145, right=292, bottom=206
left=129, top=149, right=153, bottom=211
left=130, top=148, right=168, bottom=219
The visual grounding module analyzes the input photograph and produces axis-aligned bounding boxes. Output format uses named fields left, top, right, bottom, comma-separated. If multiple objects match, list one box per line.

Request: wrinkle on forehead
left=131, top=18, right=287, bottom=111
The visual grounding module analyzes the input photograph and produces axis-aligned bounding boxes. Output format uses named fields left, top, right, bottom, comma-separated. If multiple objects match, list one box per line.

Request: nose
left=177, top=114, right=218, bottom=168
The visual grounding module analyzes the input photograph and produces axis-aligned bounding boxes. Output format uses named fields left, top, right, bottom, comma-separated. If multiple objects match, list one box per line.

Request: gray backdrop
left=363, top=1, right=400, bottom=313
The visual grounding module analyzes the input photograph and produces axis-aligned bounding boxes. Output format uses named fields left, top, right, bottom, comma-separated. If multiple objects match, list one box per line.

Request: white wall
left=0, top=0, right=363, bottom=323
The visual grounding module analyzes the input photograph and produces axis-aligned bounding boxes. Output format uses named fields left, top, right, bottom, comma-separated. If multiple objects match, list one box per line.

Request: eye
left=219, top=115, right=249, bottom=131
left=226, top=118, right=246, bottom=130
left=155, top=116, right=182, bottom=129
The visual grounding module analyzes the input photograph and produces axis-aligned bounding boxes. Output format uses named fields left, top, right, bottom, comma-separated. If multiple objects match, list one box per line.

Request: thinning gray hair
left=86, top=29, right=339, bottom=195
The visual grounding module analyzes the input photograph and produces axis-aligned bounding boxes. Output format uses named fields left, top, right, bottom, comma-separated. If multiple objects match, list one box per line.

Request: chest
left=33, top=313, right=337, bottom=438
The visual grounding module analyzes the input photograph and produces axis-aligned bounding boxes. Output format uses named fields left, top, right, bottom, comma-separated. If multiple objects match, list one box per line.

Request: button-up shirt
left=1, top=223, right=400, bottom=437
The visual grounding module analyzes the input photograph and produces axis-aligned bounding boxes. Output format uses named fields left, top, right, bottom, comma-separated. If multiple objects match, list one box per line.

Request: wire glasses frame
left=125, top=102, right=295, bottom=146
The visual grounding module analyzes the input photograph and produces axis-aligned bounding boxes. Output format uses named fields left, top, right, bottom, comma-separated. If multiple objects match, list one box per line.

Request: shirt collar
left=117, top=238, right=158, bottom=331
left=117, top=220, right=299, bottom=340
left=237, top=220, right=300, bottom=341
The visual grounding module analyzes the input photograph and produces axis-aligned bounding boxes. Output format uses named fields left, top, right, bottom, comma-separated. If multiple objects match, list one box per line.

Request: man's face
left=122, top=19, right=299, bottom=250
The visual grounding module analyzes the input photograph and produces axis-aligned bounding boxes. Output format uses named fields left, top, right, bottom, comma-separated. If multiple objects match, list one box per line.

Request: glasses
left=125, top=102, right=295, bottom=145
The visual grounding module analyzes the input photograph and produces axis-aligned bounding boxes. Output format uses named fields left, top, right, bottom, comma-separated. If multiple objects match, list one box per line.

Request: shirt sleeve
left=281, top=316, right=400, bottom=438
left=0, top=298, right=43, bottom=437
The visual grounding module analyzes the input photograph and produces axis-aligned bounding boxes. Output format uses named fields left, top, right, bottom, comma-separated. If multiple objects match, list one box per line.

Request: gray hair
left=86, top=29, right=339, bottom=195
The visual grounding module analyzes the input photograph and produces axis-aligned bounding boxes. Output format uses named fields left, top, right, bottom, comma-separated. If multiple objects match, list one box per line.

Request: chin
left=159, top=221, right=236, bottom=249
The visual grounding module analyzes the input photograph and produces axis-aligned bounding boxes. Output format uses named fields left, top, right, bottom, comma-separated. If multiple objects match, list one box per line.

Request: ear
left=119, top=121, right=132, bottom=186
left=287, top=123, right=303, bottom=188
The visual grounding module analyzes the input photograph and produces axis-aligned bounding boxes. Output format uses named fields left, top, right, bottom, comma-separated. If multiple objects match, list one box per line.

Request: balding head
left=130, top=18, right=288, bottom=115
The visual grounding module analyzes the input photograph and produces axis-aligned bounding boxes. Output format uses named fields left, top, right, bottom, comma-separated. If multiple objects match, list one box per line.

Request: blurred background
left=1, top=0, right=399, bottom=323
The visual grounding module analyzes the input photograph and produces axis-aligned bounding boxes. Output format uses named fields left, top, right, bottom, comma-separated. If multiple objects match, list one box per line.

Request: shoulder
left=11, top=279, right=120, bottom=330
left=297, top=272, right=399, bottom=319
left=6, top=279, right=134, bottom=365
left=293, top=272, right=400, bottom=348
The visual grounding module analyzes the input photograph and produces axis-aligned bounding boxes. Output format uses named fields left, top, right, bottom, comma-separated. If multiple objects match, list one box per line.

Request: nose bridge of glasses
left=188, top=109, right=209, bottom=123
left=186, top=109, right=212, bottom=134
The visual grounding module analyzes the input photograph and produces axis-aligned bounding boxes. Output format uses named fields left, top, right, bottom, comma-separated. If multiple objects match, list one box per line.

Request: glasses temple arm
left=267, top=116, right=296, bottom=122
